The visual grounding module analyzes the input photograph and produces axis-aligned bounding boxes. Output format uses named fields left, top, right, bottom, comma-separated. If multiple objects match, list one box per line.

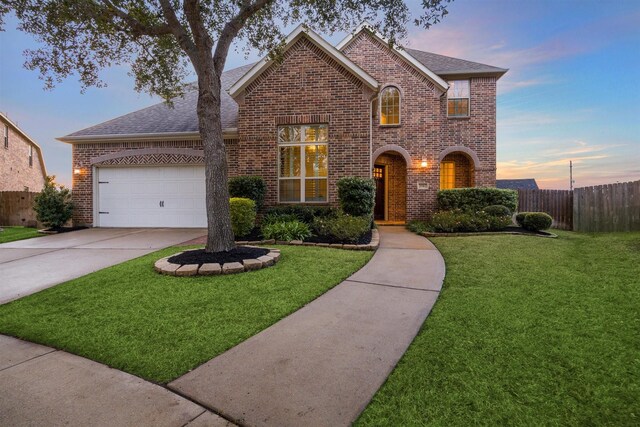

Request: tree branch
left=98, top=0, right=172, bottom=37
left=157, top=0, right=198, bottom=60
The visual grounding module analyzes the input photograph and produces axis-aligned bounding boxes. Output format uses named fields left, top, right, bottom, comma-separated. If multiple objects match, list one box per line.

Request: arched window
left=380, top=86, right=400, bottom=125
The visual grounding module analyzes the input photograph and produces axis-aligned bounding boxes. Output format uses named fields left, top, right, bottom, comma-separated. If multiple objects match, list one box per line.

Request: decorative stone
left=330, top=243, right=343, bottom=249
left=236, top=240, right=248, bottom=245
left=199, top=263, right=221, bottom=275
left=176, top=264, right=199, bottom=276
left=316, top=243, right=330, bottom=247
left=343, top=244, right=357, bottom=250
left=155, top=261, right=180, bottom=275
left=222, top=262, right=245, bottom=274
left=302, top=242, right=316, bottom=246
left=258, top=255, right=275, bottom=267
left=262, top=239, right=276, bottom=244
left=276, top=240, right=288, bottom=245
left=243, top=259, right=263, bottom=271
left=290, top=240, right=303, bottom=245
left=268, top=248, right=281, bottom=253
left=266, top=251, right=281, bottom=263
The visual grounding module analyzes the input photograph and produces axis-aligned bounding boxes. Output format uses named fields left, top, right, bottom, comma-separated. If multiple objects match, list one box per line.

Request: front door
left=373, top=165, right=385, bottom=221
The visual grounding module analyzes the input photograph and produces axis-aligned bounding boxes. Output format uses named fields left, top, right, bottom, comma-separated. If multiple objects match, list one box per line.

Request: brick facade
left=1, top=116, right=46, bottom=192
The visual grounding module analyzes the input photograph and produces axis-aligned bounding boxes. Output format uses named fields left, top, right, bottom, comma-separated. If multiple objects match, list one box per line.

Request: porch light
left=73, top=168, right=82, bottom=175
left=420, top=158, right=428, bottom=168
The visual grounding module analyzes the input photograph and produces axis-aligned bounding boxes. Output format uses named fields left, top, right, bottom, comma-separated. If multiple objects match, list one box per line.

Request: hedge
left=337, top=177, right=376, bottom=217
left=437, top=188, right=518, bottom=213
left=228, top=176, right=266, bottom=210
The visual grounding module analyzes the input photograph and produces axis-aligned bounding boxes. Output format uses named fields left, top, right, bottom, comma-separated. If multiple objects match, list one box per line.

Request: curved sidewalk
left=169, top=226, right=445, bottom=426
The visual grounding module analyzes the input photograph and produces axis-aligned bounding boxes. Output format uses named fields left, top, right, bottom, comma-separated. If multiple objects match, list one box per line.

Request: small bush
left=262, top=212, right=299, bottom=226
left=264, top=205, right=337, bottom=224
left=33, top=176, right=73, bottom=228
left=483, top=205, right=512, bottom=217
left=228, top=176, right=266, bottom=210
left=515, top=212, right=527, bottom=227
left=523, top=212, right=553, bottom=231
left=229, top=198, right=256, bottom=237
left=437, top=188, right=518, bottom=213
left=487, top=214, right=512, bottom=230
left=337, top=177, right=376, bottom=217
left=312, top=213, right=370, bottom=243
left=407, top=220, right=430, bottom=234
left=261, top=220, right=312, bottom=241
left=430, top=210, right=491, bottom=233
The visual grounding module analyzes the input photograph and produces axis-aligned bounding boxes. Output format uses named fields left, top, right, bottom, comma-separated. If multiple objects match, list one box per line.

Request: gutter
left=56, top=128, right=239, bottom=143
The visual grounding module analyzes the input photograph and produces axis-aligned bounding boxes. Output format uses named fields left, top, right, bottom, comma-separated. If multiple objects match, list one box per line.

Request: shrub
left=430, top=210, right=491, bottom=233
left=407, top=220, right=430, bottom=234
left=337, top=177, right=376, bottom=217
left=483, top=205, right=512, bottom=217
left=33, top=176, right=73, bottom=228
left=262, top=212, right=299, bottom=226
left=523, top=212, right=553, bottom=231
left=264, top=205, right=337, bottom=224
left=312, top=213, right=370, bottom=243
left=487, top=214, right=512, bottom=230
left=229, top=198, right=256, bottom=237
left=261, top=220, right=312, bottom=241
left=228, top=176, right=266, bottom=210
left=437, top=188, right=518, bottom=213
left=515, top=212, right=527, bottom=227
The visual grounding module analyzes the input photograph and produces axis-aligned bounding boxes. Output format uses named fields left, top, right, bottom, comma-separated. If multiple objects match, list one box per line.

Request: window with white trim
left=3, top=125, right=8, bottom=148
left=380, top=86, right=400, bottom=125
left=447, top=80, right=470, bottom=117
left=29, top=145, right=33, bottom=167
left=278, top=124, right=328, bottom=203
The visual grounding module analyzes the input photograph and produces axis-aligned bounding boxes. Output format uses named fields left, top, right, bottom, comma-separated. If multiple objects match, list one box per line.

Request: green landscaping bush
left=407, top=220, right=430, bottom=234
left=312, top=213, right=370, bottom=243
left=262, top=212, right=299, bottom=226
left=229, top=198, right=256, bottom=237
left=515, top=212, right=527, bottom=227
left=437, top=188, right=518, bottom=213
left=337, top=177, right=375, bottom=217
left=430, top=210, right=491, bottom=233
left=33, top=176, right=73, bottom=228
left=228, top=176, right=266, bottom=210
left=523, top=212, right=553, bottom=231
left=487, top=214, right=512, bottom=230
left=264, top=205, right=337, bottom=224
left=261, top=220, right=312, bottom=241
left=483, top=205, right=512, bottom=217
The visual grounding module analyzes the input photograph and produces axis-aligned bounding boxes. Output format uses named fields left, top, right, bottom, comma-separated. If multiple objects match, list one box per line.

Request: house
left=496, top=179, right=539, bottom=190
left=58, top=23, right=507, bottom=228
left=1, top=112, right=47, bottom=192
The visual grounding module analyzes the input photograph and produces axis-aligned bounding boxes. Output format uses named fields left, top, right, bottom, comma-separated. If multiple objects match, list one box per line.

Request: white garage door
left=96, top=166, right=206, bottom=228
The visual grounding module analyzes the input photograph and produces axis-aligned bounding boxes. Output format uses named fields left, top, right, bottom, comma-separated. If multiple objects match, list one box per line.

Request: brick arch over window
left=437, top=146, right=481, bottom=169
left=91, top=148, right=204, bottom=166
left=372, top=144, right=412, bottom=167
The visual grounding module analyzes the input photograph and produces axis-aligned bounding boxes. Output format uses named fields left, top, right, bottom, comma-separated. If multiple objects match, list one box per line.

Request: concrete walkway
left=0, top=335, right=232, bottom=426
left=0, top=227, right=205, bottom=304
left=169, top=226, right=445, bottom=426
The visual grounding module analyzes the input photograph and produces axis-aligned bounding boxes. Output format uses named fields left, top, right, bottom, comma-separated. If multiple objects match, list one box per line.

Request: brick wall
left=0, top=117, right=46, bottom=192
left=236, top=37, right=372, bottom=209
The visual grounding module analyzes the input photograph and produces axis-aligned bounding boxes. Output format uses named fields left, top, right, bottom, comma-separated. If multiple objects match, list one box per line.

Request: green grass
left=0, top=245, right=371, bottom=383
left=358, top=231, right=640, bottom=426
left=0, top=226, right=40, bottom=243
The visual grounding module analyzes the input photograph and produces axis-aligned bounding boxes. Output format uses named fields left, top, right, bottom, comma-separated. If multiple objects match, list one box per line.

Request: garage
left=95, top=166, right=206, bottom=228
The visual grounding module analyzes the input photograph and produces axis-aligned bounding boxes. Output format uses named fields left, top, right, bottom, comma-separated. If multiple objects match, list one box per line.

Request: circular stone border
left=154, top=246, right=280, bottom=276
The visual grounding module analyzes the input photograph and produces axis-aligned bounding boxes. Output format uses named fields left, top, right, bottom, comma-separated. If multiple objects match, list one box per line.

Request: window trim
left=277, top=124, right=329, bottom=204
left=29, top=145, right=33, bottom=167
left=447, top=80, right=471, bottom=118
left=379, top=85, right=401, bottom=127
left=3, top=125, right=8, bottom=149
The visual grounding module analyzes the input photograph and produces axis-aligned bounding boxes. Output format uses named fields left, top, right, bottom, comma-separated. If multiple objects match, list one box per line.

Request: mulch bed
left=304, top=229, right=373, bottom=245
left=168, top=247, right=270, bottom=266
left=179, top=227, right=373, bottom=246
left=422, top=226, right=556, bottom=238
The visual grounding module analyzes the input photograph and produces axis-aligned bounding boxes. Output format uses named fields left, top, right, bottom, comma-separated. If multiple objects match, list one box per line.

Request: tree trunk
left=196, top=60, right=236, bottom=253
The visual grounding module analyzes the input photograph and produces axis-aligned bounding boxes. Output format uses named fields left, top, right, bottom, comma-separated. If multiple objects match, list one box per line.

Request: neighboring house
left=496, top=179, right=539, bottom=190
left=1, top=112, right=47, bottom=192
left=58, top=23, right=507, bottom=228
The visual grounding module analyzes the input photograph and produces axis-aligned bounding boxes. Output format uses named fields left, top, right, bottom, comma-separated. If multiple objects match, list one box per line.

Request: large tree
left=1, top=0, right=451, bottom=252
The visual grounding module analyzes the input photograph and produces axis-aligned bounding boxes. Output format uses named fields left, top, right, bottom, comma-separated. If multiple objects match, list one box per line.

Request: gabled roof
left=336, top=22, right=449, bottom=93
left=229, top=24, right=379, bottom=98
left=406, top=49, right=508, bottom=77
left=58, top=64, right=254, bottom=142
left=496, top=179, right=539, bottom=190
left=0, top=112, right=47, bottom=177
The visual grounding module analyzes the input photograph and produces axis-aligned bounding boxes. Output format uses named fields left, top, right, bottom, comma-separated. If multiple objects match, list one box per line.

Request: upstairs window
left=29, top=145, right=33, bottom=167
left=380, top=86, right=400, bottom=125
left=3, top=125, right=8, bottom=148
left=278, top=124, right=328, bottom=203
left=447, top=80, right=470, bottom=117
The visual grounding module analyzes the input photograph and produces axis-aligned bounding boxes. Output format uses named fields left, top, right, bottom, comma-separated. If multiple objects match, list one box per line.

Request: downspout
left=369, top=97, right=374, bottom=177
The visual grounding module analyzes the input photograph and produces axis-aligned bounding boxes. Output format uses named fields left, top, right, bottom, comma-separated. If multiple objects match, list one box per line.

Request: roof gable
left=1, top=113, right=48, bottom=177
left=229, top=24, right=378, bottom=98
left=336, top=22, right=449, bottom=94
left=496, top=179, right=539, bottom=190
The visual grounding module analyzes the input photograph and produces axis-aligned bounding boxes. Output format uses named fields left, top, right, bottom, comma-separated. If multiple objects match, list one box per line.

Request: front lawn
left=359, top=231, right=640, bottom=426
left=0, top=226, right=40, bottom=243
left=0, top=245, right=371, bottom=383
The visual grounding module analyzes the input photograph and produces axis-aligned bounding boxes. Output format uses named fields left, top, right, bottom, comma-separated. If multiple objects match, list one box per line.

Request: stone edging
left=155, top=248, right=281, bottom=276
left=420, top=230, right=558, bottom=238
left=248, top=229, right=380, bottom=251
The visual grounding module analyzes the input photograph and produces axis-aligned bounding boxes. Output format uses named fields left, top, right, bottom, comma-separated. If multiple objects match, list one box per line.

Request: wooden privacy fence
left=0, top=191, right=39, bottom=227
left=573, top=180, right=640, bottom=232
left=517, top=189, right=573, bottom=230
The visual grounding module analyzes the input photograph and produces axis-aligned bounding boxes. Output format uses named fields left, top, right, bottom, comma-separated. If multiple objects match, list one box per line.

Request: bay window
left=278, top=124, right=328, bottom=203
left=447, top=80, right=470, bottom=117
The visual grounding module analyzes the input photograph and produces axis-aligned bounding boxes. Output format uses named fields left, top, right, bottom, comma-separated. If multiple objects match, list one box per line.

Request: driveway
left=0, top=228, right=205, bottom=304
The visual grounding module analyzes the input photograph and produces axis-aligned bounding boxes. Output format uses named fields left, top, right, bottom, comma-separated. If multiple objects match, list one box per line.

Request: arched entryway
left=439, top=152, right=475, bottom=189
left=373, top=151, right=407, bottom=223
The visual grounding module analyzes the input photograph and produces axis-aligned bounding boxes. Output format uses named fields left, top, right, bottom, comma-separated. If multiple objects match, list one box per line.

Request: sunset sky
left=1, top=0, right=639, bottom=189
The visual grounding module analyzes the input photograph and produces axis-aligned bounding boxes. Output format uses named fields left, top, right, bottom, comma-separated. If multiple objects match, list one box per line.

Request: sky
left=1, top=0, right=639, bottom=189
